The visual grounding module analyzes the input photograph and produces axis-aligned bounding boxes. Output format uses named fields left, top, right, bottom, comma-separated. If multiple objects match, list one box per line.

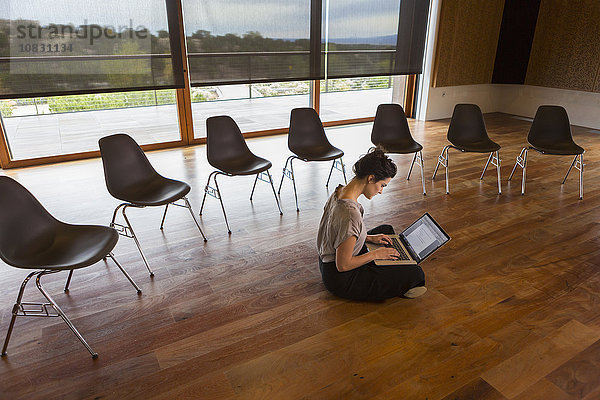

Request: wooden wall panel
left=433, top=0, right=505, bottom=87
left=526, top=0, right=600, bottom=92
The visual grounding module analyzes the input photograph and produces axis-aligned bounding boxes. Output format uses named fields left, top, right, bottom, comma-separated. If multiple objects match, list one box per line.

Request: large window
left=0, top=90, right=180, bottom=160
left=191, top=82, right=310, bottom=139
left=0, top=0, right=429, bottom=168
left=320, top=76, right=405, bottom=122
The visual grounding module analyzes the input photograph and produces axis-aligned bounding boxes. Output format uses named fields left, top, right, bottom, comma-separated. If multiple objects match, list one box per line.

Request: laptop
left=366, top=213, right=450, bottom=265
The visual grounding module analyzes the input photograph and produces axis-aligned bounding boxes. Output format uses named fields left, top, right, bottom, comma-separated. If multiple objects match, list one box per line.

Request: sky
left=2, top=0, right=401, bottom=40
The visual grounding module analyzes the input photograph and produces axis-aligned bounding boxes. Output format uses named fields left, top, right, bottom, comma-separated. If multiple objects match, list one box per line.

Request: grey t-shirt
left=317, top=186, right=367, bottom=263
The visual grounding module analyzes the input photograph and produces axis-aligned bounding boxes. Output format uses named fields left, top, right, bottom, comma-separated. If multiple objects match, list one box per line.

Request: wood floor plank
left=440, top=378, right=507, bottom=400
left=371, top=339, right=504, bottom=400
left=511, top=378, right=576, bottom=400
left=546, top=339, right=600, bottom=399
left=481, top=320, right=600, bottom=399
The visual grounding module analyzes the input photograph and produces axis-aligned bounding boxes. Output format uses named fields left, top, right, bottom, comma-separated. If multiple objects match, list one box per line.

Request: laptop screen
left=401, top=213, right=450, bottom=263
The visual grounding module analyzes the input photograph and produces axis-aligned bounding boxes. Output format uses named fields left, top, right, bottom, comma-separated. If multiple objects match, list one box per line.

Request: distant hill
left=328, top=35, right=397, bottom=45
left=275, top=34, right=397, bottom=46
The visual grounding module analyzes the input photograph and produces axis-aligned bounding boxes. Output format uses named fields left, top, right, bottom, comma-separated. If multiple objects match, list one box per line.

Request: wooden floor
left=1, top=113, right=600, bottom=399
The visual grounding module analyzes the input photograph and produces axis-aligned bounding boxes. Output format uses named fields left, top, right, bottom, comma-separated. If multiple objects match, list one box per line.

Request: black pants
left=319, top=225, right=426, bottom=301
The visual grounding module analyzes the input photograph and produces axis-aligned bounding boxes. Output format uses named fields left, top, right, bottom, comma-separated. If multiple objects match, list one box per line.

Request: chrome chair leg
left=580, top=153, right=584, bottom=200
left=278, top=156, right=300, bottom=211
left=495, top=151, right=502, bottom=195
left=407, top=153, right=417, bottom=180
left=2, top=271, right=37, bottom=357
left=158, top=197, right=207, bottom=240
left=521, top=149, right=528, bottom=195
left=249, top=171, right=284, bottom=215
left=326, top=158, right=347, bottom=187
left=35, top=271, right=98, bottom=358
left=250, top=174, right=259, bottom=201
left=278, top=156, right=292, bottom=194
left=562, top=155, right=578, bottom=184
left=508, top=147, right=528, bottom=195
left=508, top=147, right=526, bottom=181
left=182, top=197, right=207, bottom=241
left=110, top=203, right=153, bottom=277
left=290, top=158, right=299, bottom=211
left=159, top=204, right=169, bottom=230
left=200, top=171, right=232, bottom=234
left=432, top=145, right=449, bottom=180
left=64, top=254, right=142, bottom=295
left=445, top=147, right=450, bottom=194
left=64, top=270, right=74, bottom=292
left=107, top=253, right=142, bottom=294
left=578, top=153, right=584, bottom=200
left=213, top=173, right=232, bottom=234
left=432, top=146, right=450, bottom=193
left=418, top=151, right=426, bottom=196
left=199, top=172, right=216, bottom=216
left=482, top=151, right=501, bottom=194
left=326, top=160, right=336, bottom=187
left=267, top=169, right=284, bottom=215
left=409, top=151, right=426, bottom=195
left=561, top=153, right=585, bottom=199
left=480, top=153, right=493, bottom=179
left=340, top=157, right=348, bottom=184
left=121, top=205, right=154, bottom=277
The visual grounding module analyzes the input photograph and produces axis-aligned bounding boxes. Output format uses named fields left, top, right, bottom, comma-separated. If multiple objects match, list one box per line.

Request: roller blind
left=183, top=0, right=429, bottom=86
left=323, top=0, right=430, bottom=79
left=0, top=0, right=184, bottom=99
left=183, top=0, right=323, bottom=86
left=0, top=0, right=430, bottom=96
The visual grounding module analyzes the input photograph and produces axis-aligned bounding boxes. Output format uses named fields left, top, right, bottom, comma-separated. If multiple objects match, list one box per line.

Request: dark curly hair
left=352, top=148, right=397, bottom=182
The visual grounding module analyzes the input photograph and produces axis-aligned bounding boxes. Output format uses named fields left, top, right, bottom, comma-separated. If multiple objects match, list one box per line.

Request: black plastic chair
left=0, top=176, right=140, bottom=359
left=508, top=105, right=584, bottom=199
left=371, top=104, right=426, bottom=195
left=432, top=104, right=502, bottom=194
left=278, top=108, right=347, bottom=211
left=200, top=116, right=283, bottom=233
left=99, top=133, right=207, bottom=276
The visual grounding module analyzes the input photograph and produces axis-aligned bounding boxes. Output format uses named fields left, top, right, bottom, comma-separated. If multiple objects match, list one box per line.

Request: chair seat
left=529, top=141, right=584, bottom=155
left=377, top=140, right=423, bottom=154
left=452, top=139, right=500, bottom=153
left=293, top=144, right=344, bottom=161
left=111, top=178, right=191, bottom=206
left=6, top=225, right=118, bottom=270
left=212, top=154, right=272, bottom=176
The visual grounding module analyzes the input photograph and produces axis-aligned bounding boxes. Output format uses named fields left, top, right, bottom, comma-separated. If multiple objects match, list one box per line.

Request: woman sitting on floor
left=317, top=148, right=426, bottom=301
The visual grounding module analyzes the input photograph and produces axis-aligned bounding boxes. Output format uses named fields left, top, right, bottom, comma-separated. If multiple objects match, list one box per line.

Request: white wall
left=496, top=85, right=600, bottom=130
left=422, top=83, right=600, bottom=130
left=424, top=84, right=501, bottom=121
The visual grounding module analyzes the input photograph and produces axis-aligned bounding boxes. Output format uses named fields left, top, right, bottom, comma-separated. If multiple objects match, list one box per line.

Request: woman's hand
left=373, top=246, right=400, bottom=260
left=367, top=234, right=392, bottom=245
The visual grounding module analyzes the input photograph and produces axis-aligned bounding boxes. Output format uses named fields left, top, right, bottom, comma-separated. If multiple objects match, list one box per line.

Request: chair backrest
left=99, top=133, right=160, bottom=198
left=528, top=105, right=573, bottom=148
left=288, top=108, right=331, bottom=153
left=206, top=116, right=252, bottom=165
left=447, top=104, right=491, bottom=146
left=371, top=103, right=412, bottom=145
left=0, top=176, right=59, bottom=266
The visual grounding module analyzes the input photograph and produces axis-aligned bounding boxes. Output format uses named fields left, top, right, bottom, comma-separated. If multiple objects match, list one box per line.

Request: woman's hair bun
left=352, top=147, right=397, bottom=181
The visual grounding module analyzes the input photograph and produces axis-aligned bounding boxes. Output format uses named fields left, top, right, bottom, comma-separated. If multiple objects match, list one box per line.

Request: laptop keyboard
left=385, top=237, right=411, bottom=260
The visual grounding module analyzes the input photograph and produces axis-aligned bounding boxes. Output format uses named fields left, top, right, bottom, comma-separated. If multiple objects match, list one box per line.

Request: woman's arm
left=366, top=234, right=392, bottom=245
left=335, top=236, right=399, bottom=272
